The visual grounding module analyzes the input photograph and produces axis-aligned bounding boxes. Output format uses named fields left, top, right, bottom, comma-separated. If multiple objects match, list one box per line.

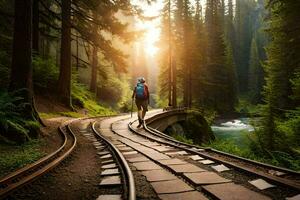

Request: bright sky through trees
left=131, top=0, right=164, bottom=56
left=131, top=0, right=234, bottom=57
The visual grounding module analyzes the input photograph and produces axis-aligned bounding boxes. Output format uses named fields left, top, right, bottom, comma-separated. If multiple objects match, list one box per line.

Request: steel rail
left=0, top=120, right=77, bottom=198
left=92, top=121, right=136, bottom=200
left=146, top=109, right=300, bottom=176
left=127, top=114, right=300, bottom=191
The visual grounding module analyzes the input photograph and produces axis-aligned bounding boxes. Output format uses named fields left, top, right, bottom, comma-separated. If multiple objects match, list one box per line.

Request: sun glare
left=144, top=25, right=159, bottom=56
left=132, top=1, right=163, bottom=57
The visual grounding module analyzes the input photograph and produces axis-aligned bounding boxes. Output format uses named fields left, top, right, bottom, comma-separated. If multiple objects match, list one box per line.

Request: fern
left=0, top=90, right=38, bottom=143
left=32, top=56, right=58, bottom=90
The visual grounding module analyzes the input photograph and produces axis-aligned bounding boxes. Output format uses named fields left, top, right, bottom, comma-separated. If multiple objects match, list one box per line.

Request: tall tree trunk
left=168, top=0, right=172, bottom=106
left=188, top=64, right=192, bottom=108
left=183, top=67, right=189, bottom=107
left=9, top=0, right=42, bottom=141
left=10, top=0, right=33, bottom=102
left=172, top=58, right=177, bottom=107
left=32, top=0, right=39, bottom=53
left=90, top=46, right=98, bottom=93
left=58, top=0, right=72, bottom=107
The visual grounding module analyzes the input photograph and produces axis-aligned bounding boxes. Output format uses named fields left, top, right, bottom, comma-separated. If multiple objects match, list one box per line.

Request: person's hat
left=138, top=77, right=145, bottom=83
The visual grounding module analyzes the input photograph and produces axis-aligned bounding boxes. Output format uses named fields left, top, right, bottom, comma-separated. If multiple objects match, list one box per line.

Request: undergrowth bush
left=277, top=109, right=300, bottom=150
left=0, top=139, right=45, bottom=177
left=235, top=96, right=262, bottom=116
left=98, top=74, right=132, bottom=111
left=72, top=81, right=115, bottom=116
left=0, top=90, right=40, bottom=143
left=240, top=107, right=300, bottom=170
left=32, top=56, right=58, bottom=90
left=171, top=133, right=194, bottom=145
left=207, top=136, right=300, bottom=171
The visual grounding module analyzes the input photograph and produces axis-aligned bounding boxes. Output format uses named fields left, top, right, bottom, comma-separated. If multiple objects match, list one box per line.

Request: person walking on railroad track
left=132, top=77, right=150, bottom=128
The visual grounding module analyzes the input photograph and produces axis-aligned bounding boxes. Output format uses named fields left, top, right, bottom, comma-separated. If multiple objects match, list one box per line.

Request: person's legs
left=141, top=100, right=148, bottom=125
left=135, top=100, right=143, bottom=127
left=138, top=110, right=142, bottom=123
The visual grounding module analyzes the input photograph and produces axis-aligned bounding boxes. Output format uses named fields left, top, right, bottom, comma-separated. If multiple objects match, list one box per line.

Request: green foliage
left=291, top=71, right=300, bottom=102
left=259, top=0, right=300, bottom=152
left=98, top=73, right=132, bottom=110
left=153, top=93, right=168, bottom=108
left=207, top=140, right=253, bottom=157
left=189, top=108, right=217, bottom=126
left=32, top=56, right=59, bottom=90
left=277, top=109, right=300, bottom=151
left=0, top=91, right=40, bottom=143
left=39, top=112, right=84, bottom=118
left=72, top=81, right=115, bottom=116
left=185, top=111, right=215, bottom=144
left=171, top=133, right=194, bottom=145
left=225, top=42, right=238, bottom=110
left=0, top=139, right=45, bottom=177
left=248, top=36, right=264, bottom=104
left=206, top=137, right=300, bottom=171
left=235, top=96, right=262, bottom=116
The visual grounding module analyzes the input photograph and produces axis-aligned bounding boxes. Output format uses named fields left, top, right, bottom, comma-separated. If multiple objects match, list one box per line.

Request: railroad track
left=0, top=115, right=136, bottom=200
left=0, top=119, right=77, bottom=199
left=91, top=112, right=300, bottom=199
left=90, top=119, right=136, bottom=200
left=138, top=110, right=300, bottom=191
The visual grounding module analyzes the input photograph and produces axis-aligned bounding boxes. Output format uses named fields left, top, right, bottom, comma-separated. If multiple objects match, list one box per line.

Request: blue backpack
left=136, top=83, right=147, bottom=99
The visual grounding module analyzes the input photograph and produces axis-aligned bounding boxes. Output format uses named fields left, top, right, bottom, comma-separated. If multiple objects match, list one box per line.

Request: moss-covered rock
left=165, top=111, right=215, bottom=145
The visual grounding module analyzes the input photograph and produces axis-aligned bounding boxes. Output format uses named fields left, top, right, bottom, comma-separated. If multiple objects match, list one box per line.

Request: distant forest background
left=0, top=0, right=299, bottom=169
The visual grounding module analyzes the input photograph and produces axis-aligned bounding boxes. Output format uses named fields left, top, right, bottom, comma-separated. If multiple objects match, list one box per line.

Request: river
left=211, top=118, right=255, bottom=147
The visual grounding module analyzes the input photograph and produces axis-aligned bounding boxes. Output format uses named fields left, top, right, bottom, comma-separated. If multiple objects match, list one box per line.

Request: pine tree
left=225, top=42, right=238, bottom=110
left=174, top=0, right=184, bottom=105
left=158, top=0, right=172, bottom=104
left=248, top=37, right=262, bottom=103
left=262, top=0, right=300, bottom=150
left=204, top=0, right=231, bottom=112
left=225, top=0, right=236, bottom=57
left=193, top=0, right=207, bottom=107
left=234, top=0, right=256, bottom=93
left=182, top=0, right=194, bottom=107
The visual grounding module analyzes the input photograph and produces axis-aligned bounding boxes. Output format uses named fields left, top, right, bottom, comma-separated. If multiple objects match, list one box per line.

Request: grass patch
left=0, top=139, right=46, bottom=178
left=205, top=139, right=300, bottom=171
left=39, top=112, right=85, bottom=119
left=39, top=87, right=116, bottom=119
left=72, top=81, right=116, bottom=116
left=171, top=134, right=194, bottom=145
left=82, top=99, right=115, bottom=116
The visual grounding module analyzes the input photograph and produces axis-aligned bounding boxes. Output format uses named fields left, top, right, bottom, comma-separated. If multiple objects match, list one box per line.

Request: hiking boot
left=137, top=123, right=142, bottom=128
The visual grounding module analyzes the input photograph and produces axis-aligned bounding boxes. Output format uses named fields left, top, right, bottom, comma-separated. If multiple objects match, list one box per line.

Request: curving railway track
left=0, top=119, right=77, bottom=199
left=1, top=110, right=299, bottom=200
left=93, top=110, right=299, bottom=200
left=90, top=119, right=136, bottom=200
left=141, top=110, right=300, bottom=190
left=0, top=117, right=136, bottom=200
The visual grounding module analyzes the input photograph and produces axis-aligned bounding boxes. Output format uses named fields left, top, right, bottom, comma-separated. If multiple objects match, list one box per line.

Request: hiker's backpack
left=136, top=83, right=147, bottom=99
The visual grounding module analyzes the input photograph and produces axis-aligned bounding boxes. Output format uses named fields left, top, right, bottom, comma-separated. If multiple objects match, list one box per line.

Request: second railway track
left=0, top=119, right=77, bottom=199
left=94, top=110, right=299, bottom=199
left=1, top=111, right=299, bottom=200
left=139, top=110, right=300, bottom=190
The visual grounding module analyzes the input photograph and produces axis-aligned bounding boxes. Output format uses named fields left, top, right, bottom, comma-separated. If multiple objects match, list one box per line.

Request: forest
left=0, top=0, right=299, bottom=171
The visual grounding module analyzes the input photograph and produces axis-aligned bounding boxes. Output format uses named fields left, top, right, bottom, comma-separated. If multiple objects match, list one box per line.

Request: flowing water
left=211, top=118, right=255, bottom=147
